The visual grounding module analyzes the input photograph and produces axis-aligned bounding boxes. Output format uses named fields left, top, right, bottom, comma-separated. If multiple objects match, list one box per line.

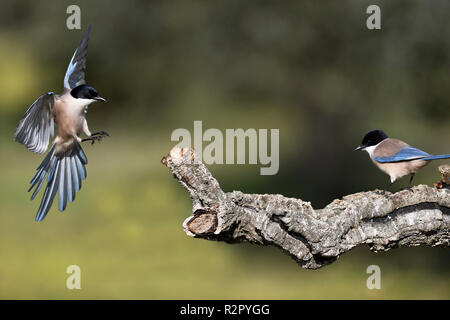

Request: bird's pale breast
left=371, top=139, right=430, bottom=182
left=53, top=95, right=85, bottom=140
left=373, top=159, right=430, bottom=182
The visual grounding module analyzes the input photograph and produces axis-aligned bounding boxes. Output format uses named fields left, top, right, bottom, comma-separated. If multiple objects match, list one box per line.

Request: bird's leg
left=397, top=174, right=415, bottom=192
left=400, top=173, right=415, bottom=192
left=385, top=181, right=393, bottom=191
left=81, top=118, right=109, bottom=145
left=82, top=118, right=92, bottom=137
left=81, top=131, right=109, bottom=145
left=82, top=135, right=104, bottom=145
left=90, top=131, right=110, bottom=137
left=408, top=173, right=415, bottom=188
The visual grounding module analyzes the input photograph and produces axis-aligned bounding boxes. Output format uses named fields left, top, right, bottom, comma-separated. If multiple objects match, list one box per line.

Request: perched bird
left=14, top=25, right=109, bottom=222
left=354, top=129, right=450, bottom=189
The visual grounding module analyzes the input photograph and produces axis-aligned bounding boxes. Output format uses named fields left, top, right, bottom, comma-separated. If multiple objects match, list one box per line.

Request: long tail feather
left=58, top=157, right=66, bottom=211
left=421, top=154, right=450, bottom=161
left=71, top=156, right=80, bottom=192
left=30, top=142, right=87, bottom=222
left=74, top=154, right=87, bottom=180
left=36, top=161, right=60, bottom=222
left=29, top=144, right=56, bottom=190
left=66, top=157, right=74, bottom=203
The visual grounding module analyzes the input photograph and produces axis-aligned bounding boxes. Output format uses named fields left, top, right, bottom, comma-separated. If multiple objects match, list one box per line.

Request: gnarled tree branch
left=162, top=147, right=450, bottom=269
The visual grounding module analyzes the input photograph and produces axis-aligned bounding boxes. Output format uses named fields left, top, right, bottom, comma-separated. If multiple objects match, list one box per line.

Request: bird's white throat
left=363, top=143, right=380, bottom=158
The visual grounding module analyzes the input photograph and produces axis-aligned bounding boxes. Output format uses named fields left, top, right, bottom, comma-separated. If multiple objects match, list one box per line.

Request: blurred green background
left=0, top=0, right=449, bottom=299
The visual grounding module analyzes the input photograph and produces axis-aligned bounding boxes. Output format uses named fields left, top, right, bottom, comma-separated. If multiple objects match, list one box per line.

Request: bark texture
left=162, top=147, right=450, bottom=269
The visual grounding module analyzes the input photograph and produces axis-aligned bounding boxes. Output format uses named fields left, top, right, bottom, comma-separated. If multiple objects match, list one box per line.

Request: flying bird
left=355, top=129, right=450, bottom=189
left=14, top=25, right=109, bottom=221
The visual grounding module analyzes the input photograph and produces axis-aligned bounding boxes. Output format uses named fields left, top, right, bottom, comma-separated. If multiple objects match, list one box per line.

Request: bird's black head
left=71, top=84, right=106, bottom=102
left=354, top=129, right=388, bottom=151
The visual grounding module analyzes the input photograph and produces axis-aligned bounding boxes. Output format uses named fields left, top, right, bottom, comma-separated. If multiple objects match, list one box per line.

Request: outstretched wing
left=63, top=25, right=92, bottom=90
left=14, top=92, right=56, bottom=154
left=375, top=147, right=431, bottom=163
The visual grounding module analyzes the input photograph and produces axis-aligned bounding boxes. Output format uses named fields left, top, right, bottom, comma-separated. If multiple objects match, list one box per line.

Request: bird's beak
left=354, top=145, right=365, bottom=151
left=94, top=96, right=107, bottom=102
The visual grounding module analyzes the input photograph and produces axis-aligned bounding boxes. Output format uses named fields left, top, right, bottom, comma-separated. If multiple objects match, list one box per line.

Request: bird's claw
left=375, top=190, right=390, bottom=197
left=82, top=131, right=110, bottom=145
left=91, top=131, right=110, bottom=137
left=90, top=136, right=102, bottom=145
left=400, top=186, right=414, bottom=192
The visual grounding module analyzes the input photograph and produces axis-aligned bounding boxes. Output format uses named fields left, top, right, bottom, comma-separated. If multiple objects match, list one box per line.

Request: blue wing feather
left=375, top=147, right=430, bottom=163
left=375, top=146, right=450, bottom=163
